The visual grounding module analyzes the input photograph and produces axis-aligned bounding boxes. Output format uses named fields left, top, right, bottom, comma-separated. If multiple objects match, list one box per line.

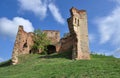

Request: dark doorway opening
left=46, top=45, right=56, bottom=55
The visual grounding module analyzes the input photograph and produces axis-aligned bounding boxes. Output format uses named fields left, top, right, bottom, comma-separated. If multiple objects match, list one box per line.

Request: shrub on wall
left=31, top=29, right=51, bottom=54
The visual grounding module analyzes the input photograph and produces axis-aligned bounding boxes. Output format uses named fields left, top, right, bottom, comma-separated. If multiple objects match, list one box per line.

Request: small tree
left=31, top=29, right=51, bottom=54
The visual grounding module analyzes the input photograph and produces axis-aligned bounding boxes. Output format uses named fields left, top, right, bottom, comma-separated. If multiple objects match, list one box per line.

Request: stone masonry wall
left=12, top=26, right=34, bottom=65
left=43, top=30, right=60, bottom=53
left=59, top=35, right=73, bottom=52
left=67, top=7, right=90, bottom=60
left=12, top=26, right=60, bottom=65
left=43, top=30, right=60, bottom=45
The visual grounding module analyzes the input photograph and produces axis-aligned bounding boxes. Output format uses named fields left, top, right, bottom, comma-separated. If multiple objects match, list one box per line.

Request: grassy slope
left=0, top=52, right=120, bottom=78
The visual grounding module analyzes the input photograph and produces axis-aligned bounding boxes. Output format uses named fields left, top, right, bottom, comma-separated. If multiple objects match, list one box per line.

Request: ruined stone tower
left=12, top=26, right=34, bottom=65
left=67, top=7, right=90, bottom=60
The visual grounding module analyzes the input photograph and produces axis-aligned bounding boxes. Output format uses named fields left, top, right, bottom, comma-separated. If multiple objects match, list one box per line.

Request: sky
left=0, top=0, right=120, bottom=62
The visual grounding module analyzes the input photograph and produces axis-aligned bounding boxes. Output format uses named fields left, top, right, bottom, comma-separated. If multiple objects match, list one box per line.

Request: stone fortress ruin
left=12, top=7, right=90, bottom=65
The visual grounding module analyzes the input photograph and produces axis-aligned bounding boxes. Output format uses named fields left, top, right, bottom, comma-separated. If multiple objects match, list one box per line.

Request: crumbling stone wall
left=12, top=26, right=60, bottom=65
left=43, top=30, right=60, bottom=45
left=12, top=26, right=34, bottom=65
left=59, top=35, right=73, bottom=52
left=43, top=30, right=60, bottom=53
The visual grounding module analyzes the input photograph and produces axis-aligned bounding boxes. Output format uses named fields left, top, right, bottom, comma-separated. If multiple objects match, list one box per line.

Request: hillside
left=0, top=52, right=120, bottom=78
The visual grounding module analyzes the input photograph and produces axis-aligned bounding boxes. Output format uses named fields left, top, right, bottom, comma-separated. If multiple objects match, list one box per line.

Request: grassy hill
left=0, top=52, right=120, bottom=78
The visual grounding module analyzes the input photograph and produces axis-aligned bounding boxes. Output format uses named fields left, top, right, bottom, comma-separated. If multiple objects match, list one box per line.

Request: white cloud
left=18, top=0, right=65, bottom=24
left=89, top=34, right=95, bottom=43
left=18, top=0, right=47, bottom=19
left=96, top=0, right=120, bottom=46
left=48, top=3, right=65, bottom=24
left=0, top=58, right=4, bottom=62
left=112, top=48, right=120, bottom=58
left=0, top=17, right=34, bottom=38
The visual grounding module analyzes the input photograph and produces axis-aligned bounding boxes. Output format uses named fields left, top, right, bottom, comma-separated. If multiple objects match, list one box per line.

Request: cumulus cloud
left=0, top=17, right=34, bottom=38
left=18, top=0, right=47, bottom=19
left=18, top=0, right=65, bottom=24
left=48, top=3, right=65, bottom=24
left=96, top=0, right=120, bottom=46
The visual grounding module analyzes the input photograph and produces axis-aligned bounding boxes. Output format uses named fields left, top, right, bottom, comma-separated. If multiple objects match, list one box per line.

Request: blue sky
left=0, top=0, right=120, bottom=62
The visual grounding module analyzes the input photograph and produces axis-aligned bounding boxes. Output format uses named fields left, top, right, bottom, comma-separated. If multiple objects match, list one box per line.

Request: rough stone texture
left=43, top=30, right=60, bottom=53
left=67, top=7, right=90, bottom=60
left=12, top=7, right=90, bottom=65
left=12, top=26, right=34, bottom=65
left=43, top=30, right=60, bottom=45
left=59, top=35, right=73, bottom=52
left=12, top=26, right=60, bottom=65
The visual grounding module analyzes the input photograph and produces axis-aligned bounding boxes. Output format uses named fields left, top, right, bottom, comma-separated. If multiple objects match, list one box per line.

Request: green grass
left=0, top=52, right=120, bottom=78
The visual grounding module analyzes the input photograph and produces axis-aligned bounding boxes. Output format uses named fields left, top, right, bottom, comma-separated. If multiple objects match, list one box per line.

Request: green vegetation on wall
left=31, top=29, right=51, bottom=54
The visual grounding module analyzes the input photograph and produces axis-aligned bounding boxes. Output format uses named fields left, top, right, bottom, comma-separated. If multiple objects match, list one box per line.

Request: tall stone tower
left=67, top=7, right=90, bottom=60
